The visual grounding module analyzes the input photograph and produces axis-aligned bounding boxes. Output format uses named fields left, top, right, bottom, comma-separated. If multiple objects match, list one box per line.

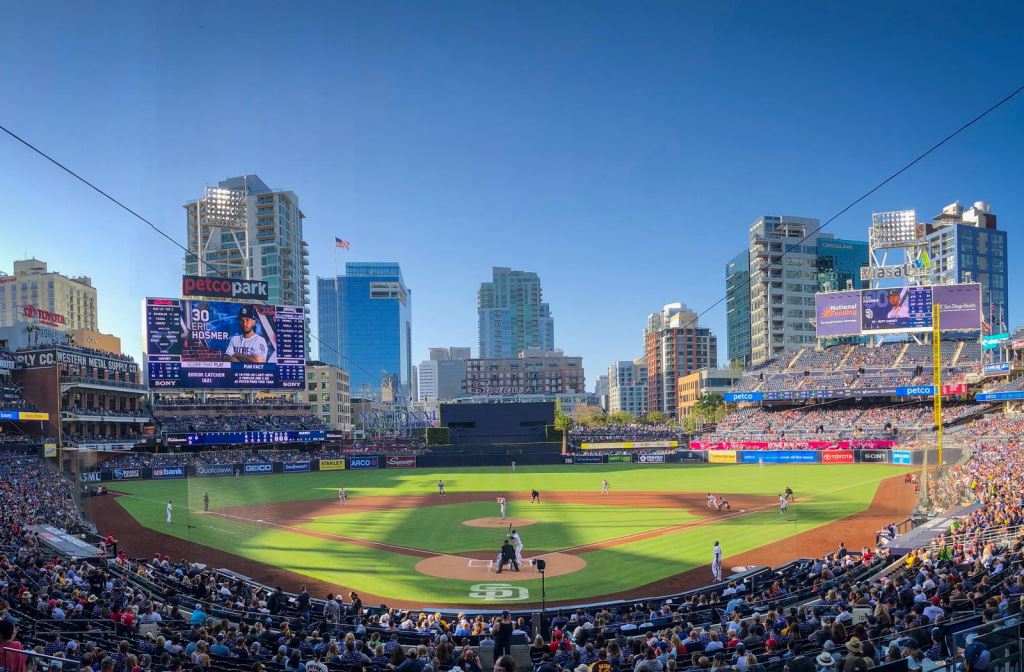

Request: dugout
left=439, top=401, right=554, bottom=444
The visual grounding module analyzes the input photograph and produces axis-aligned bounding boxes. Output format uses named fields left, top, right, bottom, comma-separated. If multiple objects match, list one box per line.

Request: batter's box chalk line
left=467, top=559, right=493, bottom=568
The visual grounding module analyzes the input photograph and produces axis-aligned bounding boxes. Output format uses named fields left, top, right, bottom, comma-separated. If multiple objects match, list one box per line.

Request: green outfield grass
left=105, top=463, right=909, bottom=606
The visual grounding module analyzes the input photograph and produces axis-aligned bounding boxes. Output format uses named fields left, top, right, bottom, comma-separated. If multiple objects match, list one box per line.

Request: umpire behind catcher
left=496, top=538, right=520, bottom=573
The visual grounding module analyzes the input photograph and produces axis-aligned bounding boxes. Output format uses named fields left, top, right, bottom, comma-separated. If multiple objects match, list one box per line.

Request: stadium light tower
left=195, top=184, right=250, bottom=279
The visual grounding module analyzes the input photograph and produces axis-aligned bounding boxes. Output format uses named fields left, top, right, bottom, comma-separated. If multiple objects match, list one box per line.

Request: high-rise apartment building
left=317, top=263, right=412, bottom=400
left=417, top=346, right=471, bottom=402
left=183, top=175, right=310, bottom=350
left=921, top=201, right=1008, bottom=330
left=748, top=215, right=831, bottom=365
left=816, top=238, right=869, bottom=293
left=607, top=358, right=648, bottom=417
left=478, top=267, right=554, bottom=358
left=594, top=374, right=610, bottom=412
left=0, top=259, right=98, bottom=332
left=644, top=304, right=717, bottom=419
left=725, top=252, right=751, bottom=368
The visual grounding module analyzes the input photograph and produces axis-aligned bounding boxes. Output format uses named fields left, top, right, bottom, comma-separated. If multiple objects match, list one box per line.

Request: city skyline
left=2, top=2, right=1023, bottom=384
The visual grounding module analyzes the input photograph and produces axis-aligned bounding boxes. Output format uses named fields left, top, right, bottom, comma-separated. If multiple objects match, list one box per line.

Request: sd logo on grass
left=468, top=583, right=528, bottom=601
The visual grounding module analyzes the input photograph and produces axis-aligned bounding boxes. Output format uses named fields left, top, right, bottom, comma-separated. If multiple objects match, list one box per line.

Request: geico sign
left=244, top=463, right=273, bottom=474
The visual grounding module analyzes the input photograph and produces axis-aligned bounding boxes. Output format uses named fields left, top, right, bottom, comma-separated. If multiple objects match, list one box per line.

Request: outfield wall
left=78, top=447, right=959, bottom=483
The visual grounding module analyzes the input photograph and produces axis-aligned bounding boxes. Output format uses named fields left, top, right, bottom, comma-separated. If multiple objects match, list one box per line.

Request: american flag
left=335, top=237, right=350, bottom=250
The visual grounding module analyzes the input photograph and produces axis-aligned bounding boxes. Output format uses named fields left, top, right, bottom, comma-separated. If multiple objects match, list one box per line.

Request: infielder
left=438, top=480, right=446, bottom=496
left=712, top=541, right=723, bottom=581
left=338, top=488, right=347, bottom=506
left=707, top=492, right=717, bottom=509
left=166, top=500, right=173, bottom=525
left=785, top=486, right=795, bottom=502
left=497, top=495, right=507, bottom=520
left=510, top=529, right=524, bottom=566
left=511, top=461, right=516, bottom=471
left=779, top=493, right=788, bottom=514
left=601, top=479, right=609, bottom=495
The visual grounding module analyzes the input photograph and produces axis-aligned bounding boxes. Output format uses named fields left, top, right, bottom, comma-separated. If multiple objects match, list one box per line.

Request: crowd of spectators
left=570, top=424, right=686, bottom=444
left=156, top=414, right=328, bottom=435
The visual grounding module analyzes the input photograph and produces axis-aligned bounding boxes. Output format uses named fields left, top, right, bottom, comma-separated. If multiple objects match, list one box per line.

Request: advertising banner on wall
left=708, top=450, right=737, bottom=464
left=815, top=291, right=862, bottom=338
left=723, top=392, right=764, bottom=403
left=859, top=450, right=889, bottom=463
left=635, top=453, right=666, bottom=463
left=821, top=451, right=854, bottom=464
left=569, top=454, right=605, bottom=464
left=348, top=455, right=380, bottom=470
left=319, top=459, right=346, bottom=471
left=740, top=451, right=818, bottom=464
left=282, top=461, right=311, bottom=473
left=580, top=440, right=677, bottom=450
left=607, top=454, right=632, bottom=463
left=385, top=456, right=416, bottom=468
left=152, top=466, right=186, bottom=479
left=243, top=462, right=274, bottom=475
left=891, top=450, right=912, bottom=465
left=196, top=464, right=234, bottom=477
left=112, top=468, right=141, bottom=480
left=80, top=472, right=102, bottom=483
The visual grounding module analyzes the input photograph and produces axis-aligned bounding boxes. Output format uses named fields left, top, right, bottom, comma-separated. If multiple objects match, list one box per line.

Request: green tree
left=553, top=399, right=574, bottom=454
left=643, top=411, right=667, bottom=425
left=693, top=393, right=726, bottom=428
left=606, top=411, right=634, bottom=425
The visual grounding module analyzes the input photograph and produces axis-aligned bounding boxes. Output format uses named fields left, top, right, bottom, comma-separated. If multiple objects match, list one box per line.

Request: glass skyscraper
left=477, top=267, right=555, bottom=358
left=317, top=263, right=412, bottom=400
left=725, top=251, right=751, bottom=368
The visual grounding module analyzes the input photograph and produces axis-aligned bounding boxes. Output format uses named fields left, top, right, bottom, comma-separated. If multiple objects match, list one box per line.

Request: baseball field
left=86, top=463, right=915, bottom=608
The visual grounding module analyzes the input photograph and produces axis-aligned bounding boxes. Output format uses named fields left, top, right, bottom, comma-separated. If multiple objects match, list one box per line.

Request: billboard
left=815, top=291, right=862, bottom=338
left=197, top=464, right=234, bottom=477
left=579, top=440, right=677, bottom=450
left=723, top=391, right=764, bottom=403
left=182, top=275, right=269, bottom=301
left=814, top=284, right=981, bottom=338
left=708, top=450, right=737, bottom=464
left=635, top=453, right=666, bottom=463
left=891, top=450, right=912, bottom=465
left=348, top=455, right=380, bottom=470
left=607, top=454, right=632, bottom=463
left=861, top=287, right=932, bottom=333
left=152, top=466, right=186, bottom=479
left=243, top=462, right=274, bottom=474
left=319, top=458, right=347, bottom=471
left=933, top=285, right=982, bottom=331
left=166, top=430, right=324, bottom=446
left=144, top=297, right=305, bottom=389
left=385, top=456, right=416, bottom=468
left=821, top=450, right=854, bottom=464
left=282, top=461, right=312, bottom=473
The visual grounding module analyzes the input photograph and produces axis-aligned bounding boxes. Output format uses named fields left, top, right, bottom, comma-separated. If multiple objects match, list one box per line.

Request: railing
left=61, top=376, right=146, bottom=391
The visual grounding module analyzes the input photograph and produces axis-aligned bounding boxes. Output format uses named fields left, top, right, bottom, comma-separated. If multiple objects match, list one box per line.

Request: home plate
left=257, top=519, right=264, bottom=523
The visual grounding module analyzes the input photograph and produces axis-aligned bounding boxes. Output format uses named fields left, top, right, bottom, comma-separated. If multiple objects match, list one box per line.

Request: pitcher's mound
left=463, top=517, right=536, bottom=528
left=416, top=552, right=585, bottom=580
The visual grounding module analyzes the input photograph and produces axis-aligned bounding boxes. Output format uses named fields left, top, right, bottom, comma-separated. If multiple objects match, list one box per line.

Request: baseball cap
left=238, top=306, right=258, bottom=320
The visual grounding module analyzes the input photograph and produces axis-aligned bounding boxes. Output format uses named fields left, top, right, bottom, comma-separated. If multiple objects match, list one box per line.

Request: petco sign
left=182, top=275, right=269, bottom=301
left=636, top=453, right=666, bottom=463
left=724, top=392, right=763, bottom=403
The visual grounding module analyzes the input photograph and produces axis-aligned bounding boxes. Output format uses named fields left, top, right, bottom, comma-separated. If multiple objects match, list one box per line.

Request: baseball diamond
left=86, top=463, right=914, bottom=608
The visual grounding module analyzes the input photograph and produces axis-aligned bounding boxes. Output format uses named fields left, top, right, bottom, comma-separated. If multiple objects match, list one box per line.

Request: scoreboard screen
left=165, top=430, right=325, bottom=446
left=145, top=298, right=305, bottom=389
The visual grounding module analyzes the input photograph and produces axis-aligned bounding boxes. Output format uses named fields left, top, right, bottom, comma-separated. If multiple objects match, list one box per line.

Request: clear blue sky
left=2, top=1, right=1023, bottom=385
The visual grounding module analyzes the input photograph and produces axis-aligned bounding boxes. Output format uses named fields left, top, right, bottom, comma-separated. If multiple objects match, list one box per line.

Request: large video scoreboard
left=144, top=298, right=305, bottom=389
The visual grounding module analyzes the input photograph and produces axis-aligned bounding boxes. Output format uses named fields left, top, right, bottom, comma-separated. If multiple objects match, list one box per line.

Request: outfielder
left=166, top=500, right=173, bottom=525
left=601, top=479, right=609, bottom=494
left=438, top=479, right=446, bottom=496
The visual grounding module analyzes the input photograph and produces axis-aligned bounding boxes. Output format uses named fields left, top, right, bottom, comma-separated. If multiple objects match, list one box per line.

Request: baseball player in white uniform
left=224, top=306, right=273, bottom=363
left=707, top=493, right=717, bottom=509
left=497, top=495, right=507, bottom=520
left=712, top=541, right=723, bottom=581
left=779, top=493, right=788, bottom=514
left=166, top=500, right=173, bottom=525
left=511, top=529, right=524, bottom=566
left=601, top=479, right=609, bottom=494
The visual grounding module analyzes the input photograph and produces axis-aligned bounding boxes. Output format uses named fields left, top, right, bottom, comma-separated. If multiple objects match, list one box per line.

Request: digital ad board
left=861, top=286, right=932, bottom=334
left=145, top=297, right=305, bottom=389
left=814, top=284, right=981, bottom=338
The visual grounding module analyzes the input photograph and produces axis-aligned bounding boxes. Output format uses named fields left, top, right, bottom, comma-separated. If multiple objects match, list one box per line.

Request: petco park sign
left=182, top=275, right=269, bottom=301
